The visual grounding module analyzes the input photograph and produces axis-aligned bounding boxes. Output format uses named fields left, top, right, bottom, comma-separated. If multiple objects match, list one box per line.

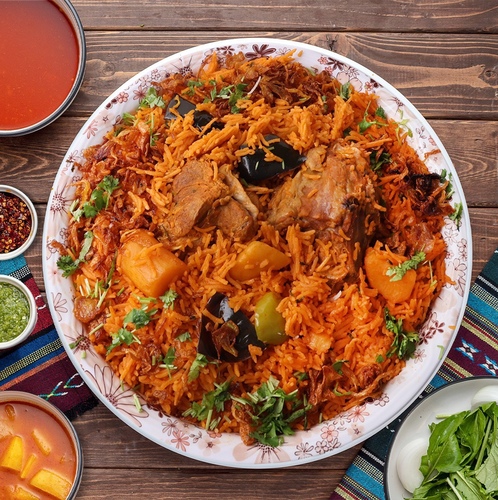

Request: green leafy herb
left=332, top=360, right=348, bottom=375
left=159, top=346, right=177, bottom=376
left=107, top=327, right=140, bottom=354
left=123, top=307, right=157, bottom=329
left=183, top=379, right=232, bottom=431
left=386, top=251, right=426, bottom=282
left=370, top=150, right=391, bottom=172
left=449, top=202, right=463, bottom=229
left=338, top=82, right=351, bottom=100
left=412, top=402, right=498, bottom=499
left=440, top=169, right=455, bottom=198
left=188, top=353, right=216, bottom=382
left=160, top=289, right=178, bottom=309
left=395, top=109, right=413, bottom=139
left=70, top=175, right=120, bottom=222
left=232, top=376, right=311, bottom=447
left=293, top=371, right=309, bottom=382
left=57, top=231, right=94, bottom=277
left=358, top=104, right=388, bottom=133
left=177, top=332, right=191, bottom=342
left=385, top=308, right=419, bottom=360
left=139, top=87, right=165, bottom=109
left=208, top=82, right=248, bottom=113
left=185, top=79, right=204, bottom=96
left=121, top=112, right=135, bottom=126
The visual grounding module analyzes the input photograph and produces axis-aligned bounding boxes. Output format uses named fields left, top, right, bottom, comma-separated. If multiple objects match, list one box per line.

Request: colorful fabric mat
left=330, top=247, right=498, bottom=500
left=0, top=255, right=98, bottom=419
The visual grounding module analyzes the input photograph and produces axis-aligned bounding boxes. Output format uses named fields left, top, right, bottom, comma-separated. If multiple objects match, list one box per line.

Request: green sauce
left=0, top=282, right=30, bottom=342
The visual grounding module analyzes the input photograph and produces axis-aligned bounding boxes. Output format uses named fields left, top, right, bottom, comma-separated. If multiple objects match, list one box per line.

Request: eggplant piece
left=165, top=94, right=223, bottom=130
left=237, top=134, right=307, bottom=183
left=198, top=292, right=265, bottom=362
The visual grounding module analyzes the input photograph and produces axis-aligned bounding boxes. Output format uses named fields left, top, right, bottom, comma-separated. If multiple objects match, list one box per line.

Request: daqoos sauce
left=0, top=0, right=79, bottom=130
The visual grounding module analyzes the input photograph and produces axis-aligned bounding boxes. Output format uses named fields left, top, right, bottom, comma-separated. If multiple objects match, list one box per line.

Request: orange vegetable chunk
left=229, top=241, right=291, bottom=281
left=30, top=468, right=72, bottom=500
left=364, top=246, right=416, bottom=303
left=0, top=435, right=24, bottom=472
left=119, top=229, right=187, bottom=297
left=31, top=429, right=51, bottom=456
left=20, top=453, right=37, bottom=479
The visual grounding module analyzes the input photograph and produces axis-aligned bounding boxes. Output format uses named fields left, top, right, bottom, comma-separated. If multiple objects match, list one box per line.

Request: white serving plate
left=42, top=38, right=472, bottom=468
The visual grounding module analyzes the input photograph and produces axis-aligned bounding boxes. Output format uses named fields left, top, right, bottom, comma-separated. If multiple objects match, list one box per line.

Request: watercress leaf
left=475, top=427, right=498, bottom=493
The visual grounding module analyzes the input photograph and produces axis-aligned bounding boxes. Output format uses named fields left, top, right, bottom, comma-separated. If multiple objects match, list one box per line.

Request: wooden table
left=1, top=1, right=497, bottom=498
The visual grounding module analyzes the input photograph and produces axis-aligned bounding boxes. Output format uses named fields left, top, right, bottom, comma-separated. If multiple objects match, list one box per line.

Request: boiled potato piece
left=119, top=229, right=187, bottom=297
left=0, top=435, right=24, bottom=472
left=229, top=241, right=291, bottom=281
left=10, top=485, right=41, bottom=500
left=30, top=469, right=72, bottom=500
left=364, top=246, right=416, bottom=303
left=32, top=429, right=51, bottom=456
left=20, top=453, right=38, bottom=479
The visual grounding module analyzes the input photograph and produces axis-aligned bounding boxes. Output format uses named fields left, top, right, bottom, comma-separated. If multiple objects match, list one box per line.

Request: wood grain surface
left=0, top=1, right=497, bottom=498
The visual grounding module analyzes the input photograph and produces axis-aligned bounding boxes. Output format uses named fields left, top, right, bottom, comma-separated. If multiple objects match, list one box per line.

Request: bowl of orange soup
left=0, top=0, right=86, bottom=137
left=0, top=391, right=83, bottom=500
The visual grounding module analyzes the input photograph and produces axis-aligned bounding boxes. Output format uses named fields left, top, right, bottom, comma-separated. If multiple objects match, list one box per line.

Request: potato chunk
left=32, top=429, right=51, bottom=456
left=30, top=469, right=72, bottom=500
left=0, top=435, right=24, bottom=472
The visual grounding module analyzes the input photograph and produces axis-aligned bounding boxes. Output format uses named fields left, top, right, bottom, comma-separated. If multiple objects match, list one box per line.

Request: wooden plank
left=2, top=118, right=496, bottom=208
left=70, top=0, right=498, bottom=33
left=61, top=31, right=498, bottom=120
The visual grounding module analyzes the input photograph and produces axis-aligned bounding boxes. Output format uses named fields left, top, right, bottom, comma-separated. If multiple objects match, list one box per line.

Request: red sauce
left=0, top=0, right=80, bottom=130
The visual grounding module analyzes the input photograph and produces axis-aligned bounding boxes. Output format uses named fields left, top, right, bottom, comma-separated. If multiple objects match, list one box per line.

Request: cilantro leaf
left=139, top=87, right=165, bottom=109
left=160, top=289, right=178, bottom=309
left=123, top=307, right=157, bottom=329
left=107, top=327, right=140, bottom=354
left=183, top=379, right=232, bottom=430
left=188, top=353, right=216, bottom=382
left=338, top=82, right=351, bottom=100
left=159, top=346, right=177, bottom=376
left=385, top=308, right=419, bottom=360
left=386, top=251, right=426, bottom=282
left=450, top=202, right=463, bottom=228
left=57, top=231, right=94, bottom=277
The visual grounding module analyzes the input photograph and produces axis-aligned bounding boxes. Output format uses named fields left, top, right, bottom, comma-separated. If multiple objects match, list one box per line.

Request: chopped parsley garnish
left=338, top=82, right=351, bottom=100
left=139, top=87, right=165, bottom=109
left=450, top=202, right=463, bottom=228
left=358, top=105, right=388, bottom=133
left=107, top=327, right=140, bottom=354
left=160, top=289, right=178, bottom=309
left=123, top=306, right=157, bottom=330
left=370, top=150, right=391, bottom=172
left=69, top=175, right=120, bottom=222
left=185, top=79, right=204, bottom=96
left=188, top=353, right=216, bottom=382
left=207, top=82, right=248, bottom=113
left=183, top=379, right=232, bottom=431
left=177, top=332, right=191, bottom=342
left=232, top=376, right=311, bottom=447
left=159, top=346, right=177, bottom=376
left=385, top=308, right=419, bottom=360
left=386, top=251, right=426, bottom=281
left=57, top=231, right=94, bottom=277
left=440, top=168, right=455, bottom=198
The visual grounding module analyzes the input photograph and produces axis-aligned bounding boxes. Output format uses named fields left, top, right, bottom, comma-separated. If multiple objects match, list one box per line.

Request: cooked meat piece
left=167, top=160, right=259, bottom=243
left=167, top=160, right=230, bottom=239
left=202, top=198, right=258, bottom=241
left=268, top=140, right=380, bottom=281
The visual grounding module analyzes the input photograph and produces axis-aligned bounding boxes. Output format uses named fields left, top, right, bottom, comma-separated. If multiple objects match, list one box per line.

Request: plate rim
left=42, top=37, right=473, bottom=469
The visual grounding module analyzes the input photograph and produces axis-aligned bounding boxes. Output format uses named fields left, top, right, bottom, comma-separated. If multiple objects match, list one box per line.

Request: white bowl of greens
left=385, top=376, right=498, bottom=499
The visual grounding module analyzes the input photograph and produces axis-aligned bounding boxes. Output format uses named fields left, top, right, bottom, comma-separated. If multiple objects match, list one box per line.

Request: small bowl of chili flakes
left=0, top=185, right=38, bottom=261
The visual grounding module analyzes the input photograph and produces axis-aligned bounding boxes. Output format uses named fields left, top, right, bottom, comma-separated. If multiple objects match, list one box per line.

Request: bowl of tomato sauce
left=0, top=391, right=83, bottom=499
left=0, top=0, right=86, bottom=137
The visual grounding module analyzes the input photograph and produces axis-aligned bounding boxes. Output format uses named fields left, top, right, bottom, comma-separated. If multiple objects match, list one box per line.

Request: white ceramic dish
left=0, top=275, right=38, bottom=350
left=42, top=38, right=472, bottom=468
left=384, top=376, right=498, bottom=499
left=0, top=185, right=38, bottom=261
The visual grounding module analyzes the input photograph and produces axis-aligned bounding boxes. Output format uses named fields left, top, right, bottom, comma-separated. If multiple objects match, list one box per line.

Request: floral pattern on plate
left=42, top=38, right=472, bottom=468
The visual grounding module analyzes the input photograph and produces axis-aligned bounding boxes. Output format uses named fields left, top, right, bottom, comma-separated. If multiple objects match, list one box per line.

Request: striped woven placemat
left=0, top=255, right=98, bottom=419
left=331, top=247, right=498, bottom=500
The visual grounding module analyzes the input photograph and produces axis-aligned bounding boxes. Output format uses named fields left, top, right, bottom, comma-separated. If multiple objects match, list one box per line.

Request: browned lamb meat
left=267, top=141, right=381, bottom=281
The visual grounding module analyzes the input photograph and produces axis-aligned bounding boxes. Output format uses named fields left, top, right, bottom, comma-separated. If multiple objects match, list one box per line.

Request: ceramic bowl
left=0, top=275, right=38, bottom=350
left=0, top=391, right=83, bottom=499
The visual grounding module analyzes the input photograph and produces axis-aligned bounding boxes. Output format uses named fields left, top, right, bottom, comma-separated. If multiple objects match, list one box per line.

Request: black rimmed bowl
left=0, top=0, right=86, bottom=137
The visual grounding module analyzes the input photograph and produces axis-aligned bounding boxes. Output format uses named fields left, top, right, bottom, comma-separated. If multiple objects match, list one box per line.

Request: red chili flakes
left=0, top=192, right=32, bottom=253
